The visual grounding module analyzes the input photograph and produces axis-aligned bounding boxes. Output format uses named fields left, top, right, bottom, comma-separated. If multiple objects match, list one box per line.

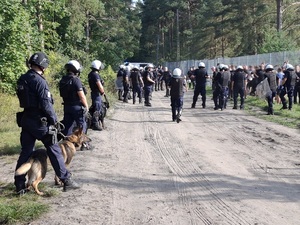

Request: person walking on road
left=191, top=62, right=209, bottom=109
left=231, top=65, right=247, bottom=110
left=168, top=68, right=186, bottom=123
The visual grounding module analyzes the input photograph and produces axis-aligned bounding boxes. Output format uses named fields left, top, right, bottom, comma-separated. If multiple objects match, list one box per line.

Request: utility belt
left=62, top=100, right=82, bottom=106
left=91, top=91, right=101, bottom=96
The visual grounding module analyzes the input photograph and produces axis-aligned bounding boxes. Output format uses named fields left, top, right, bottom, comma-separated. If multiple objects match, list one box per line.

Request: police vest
left=131, top=71, right=140, bottom=86
left=170, top=77, right=184, bottom=97
left=59, top=75, right=80, bottom=104
left=221, top=71, right=231, bottom=87
left=233, top=71, right=245, bottom=88
left=266, top=72, right=277, bottom=92
left=16, top=72, right=39, bottom=109
left=194, top=68, right=207, bottom=85
left=286, top=70, right=297, bottom=87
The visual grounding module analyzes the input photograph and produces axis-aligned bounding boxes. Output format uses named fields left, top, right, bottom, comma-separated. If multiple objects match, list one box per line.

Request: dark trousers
left=233, top=87, right=245, bottom=108
left=193, top=85, right=206, bottom=107
left=132, top=85, right=142, bottom=103
left=15, top=114, right=69, bottom=191
left=280, top=86, right=294, bottom=109
left=171, top=96, right=183, bottom=120
left=219, top=86, right=229, bottom=109
left=267, top=91, right=276, bottom=114
left=62, top=104, right=86, bottom=136
left=91, top=93, right=102, bottom=124
left=144, top=86, right=152, bottom=104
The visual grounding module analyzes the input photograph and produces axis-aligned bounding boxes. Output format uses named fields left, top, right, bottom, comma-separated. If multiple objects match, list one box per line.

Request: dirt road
left=6, top=90, right=300, bottom=224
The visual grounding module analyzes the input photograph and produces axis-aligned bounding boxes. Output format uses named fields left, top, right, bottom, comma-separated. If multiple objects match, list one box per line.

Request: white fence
left=165, top=51, right=300, bottom=76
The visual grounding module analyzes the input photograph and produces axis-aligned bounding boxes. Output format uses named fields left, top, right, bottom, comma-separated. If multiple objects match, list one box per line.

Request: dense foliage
left=0, top=0, right=141, bottom=93
left=138, top=0, right=300, bottom=64
left=1, top=0, right=300, bottom=93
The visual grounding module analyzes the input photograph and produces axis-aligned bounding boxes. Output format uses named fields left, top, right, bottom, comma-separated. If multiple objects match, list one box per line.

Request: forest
left=0, top=0, right=300, bottom=93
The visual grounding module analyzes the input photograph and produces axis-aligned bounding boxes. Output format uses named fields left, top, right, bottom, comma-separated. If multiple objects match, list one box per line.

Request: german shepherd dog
left=55, top=127, right=91, bottom=185
left=15, top=148, right=48, bottom=196
left=87, top=94, right=109, bottom=130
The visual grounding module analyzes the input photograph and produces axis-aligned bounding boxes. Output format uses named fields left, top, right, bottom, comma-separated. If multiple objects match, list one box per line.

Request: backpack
left=16, top=74, right=31, bottom=108
left=59, top=76, right=74, bottom=98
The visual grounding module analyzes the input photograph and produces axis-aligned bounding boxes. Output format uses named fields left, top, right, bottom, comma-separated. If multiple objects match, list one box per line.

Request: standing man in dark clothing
left=191, top=62, right=209, bottom=108
left=187, top=67, right=195, bottom=89
left=232, top=65, right=247, bottom=109
left=293, top=65, right=300, bottom=104
left=168, top=68, right=186, bottom=123
left=213, top=64, right=230, bottom=110
left=142, top=63, right=155, bottom=106
left=88, top=60, right=105, bottom=130
left=15, top=52, right=80, bottom=195
left=116, top=65, right=125, bottom=100
left=122, top=65, right=130, bottom=103
left=130, top=66, right=144, bottom=104
left=59, top=60, right=89, bottom=136
left=280, top=64, right=297, bottom=110
left=162, top=67, right=172, bottom=97
left=252, top=63, right=265, bottom=95
left=264, top=64, right=277, bottom=115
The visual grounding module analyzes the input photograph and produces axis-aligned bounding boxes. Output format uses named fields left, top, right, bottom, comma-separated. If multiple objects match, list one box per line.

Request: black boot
left=63, top=177, right=81, bottom=191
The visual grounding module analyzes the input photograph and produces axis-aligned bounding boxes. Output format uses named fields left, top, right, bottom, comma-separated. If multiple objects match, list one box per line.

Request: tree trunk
left=36, top=1, right=44, bottom=50
left=276, top=0, right=283, bottom=32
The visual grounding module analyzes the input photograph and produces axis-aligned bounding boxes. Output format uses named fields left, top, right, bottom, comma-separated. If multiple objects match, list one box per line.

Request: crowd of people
left=186, top=62, right=300, bottom=115
left=116, top=61, right=300, bottom=122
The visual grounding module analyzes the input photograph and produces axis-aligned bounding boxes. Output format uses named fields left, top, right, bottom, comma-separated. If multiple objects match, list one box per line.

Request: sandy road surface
left=2, top=89, right=300, bottom=225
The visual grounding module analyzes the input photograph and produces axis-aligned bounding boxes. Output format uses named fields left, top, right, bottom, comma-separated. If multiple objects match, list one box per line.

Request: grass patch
left=244, top=95, right=300, bottom=129
left=0, top=184, right=50, bottom=225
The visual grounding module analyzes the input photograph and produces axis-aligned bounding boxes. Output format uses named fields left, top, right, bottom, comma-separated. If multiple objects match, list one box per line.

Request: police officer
left=168, top=68, right=186, bottom=123
left=122, top=64, right=131, bottom=103
left=130, top=66, right=144, bottom=104
left=191, top=62, right=209, bottom=109
left=231, top=65, right=247, bottom=110
left=15, top=52, right=80, bottom=194
left=162, top=67, right=172, bottom=97
left=217, top=64, right=231, bottom=110
left=116, top=65, right=125, bottom=100
left=142, top=63, right=155, bottom=106
left=280, top=63, right=297, bottom=110
left=265, top=64, right=277, bottom=115
left=88, top=60, right=105, bottom=130
left=59, top=60, right=89, bottom=136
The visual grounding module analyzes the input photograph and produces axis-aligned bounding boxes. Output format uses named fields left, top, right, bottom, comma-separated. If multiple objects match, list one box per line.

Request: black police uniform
left=116, top=68, right=125, bottom=100
left=214, top=70, right=231, bottom=110
left=123, top=69, right=130, bottom=102
left=162, top=70, right=172, bottom=97
left=130, top=69, right=143, bottom=104
left=88, top=70, right=104, bottom=129
left=265, top=71, right=277, bottom=115
left=142, top=70, right=154, bottom=106
left=280, top=69, right=297, bottom=109
left=15, top=69, right=71, bottom=192
left=169, top=76, right=185, bottom=122
left=59, top=73, right=87, bottom=135
left=232, top=69, right=246, bottom=109
left=191, top=67, right=208, bottom=108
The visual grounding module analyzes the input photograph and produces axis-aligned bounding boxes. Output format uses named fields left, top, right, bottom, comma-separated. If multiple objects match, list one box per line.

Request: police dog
left=54, top=127, right=91, bottom=185
left=15, top=148, right=48, bottom=196
left=88, top=101, right=108, bottom=130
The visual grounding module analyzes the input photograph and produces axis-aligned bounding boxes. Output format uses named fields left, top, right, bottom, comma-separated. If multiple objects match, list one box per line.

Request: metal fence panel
left=165, top=50, right=300, bottom=76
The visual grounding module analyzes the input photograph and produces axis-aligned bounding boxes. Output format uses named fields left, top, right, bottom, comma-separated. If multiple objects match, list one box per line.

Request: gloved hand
left=82, top=106, right=88, bottom=117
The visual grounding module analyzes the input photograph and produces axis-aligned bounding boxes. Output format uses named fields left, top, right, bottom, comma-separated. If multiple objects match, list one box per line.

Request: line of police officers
left=187, top=61, right=298, bottom=115
left=15, top=52, right=106, bottom=195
